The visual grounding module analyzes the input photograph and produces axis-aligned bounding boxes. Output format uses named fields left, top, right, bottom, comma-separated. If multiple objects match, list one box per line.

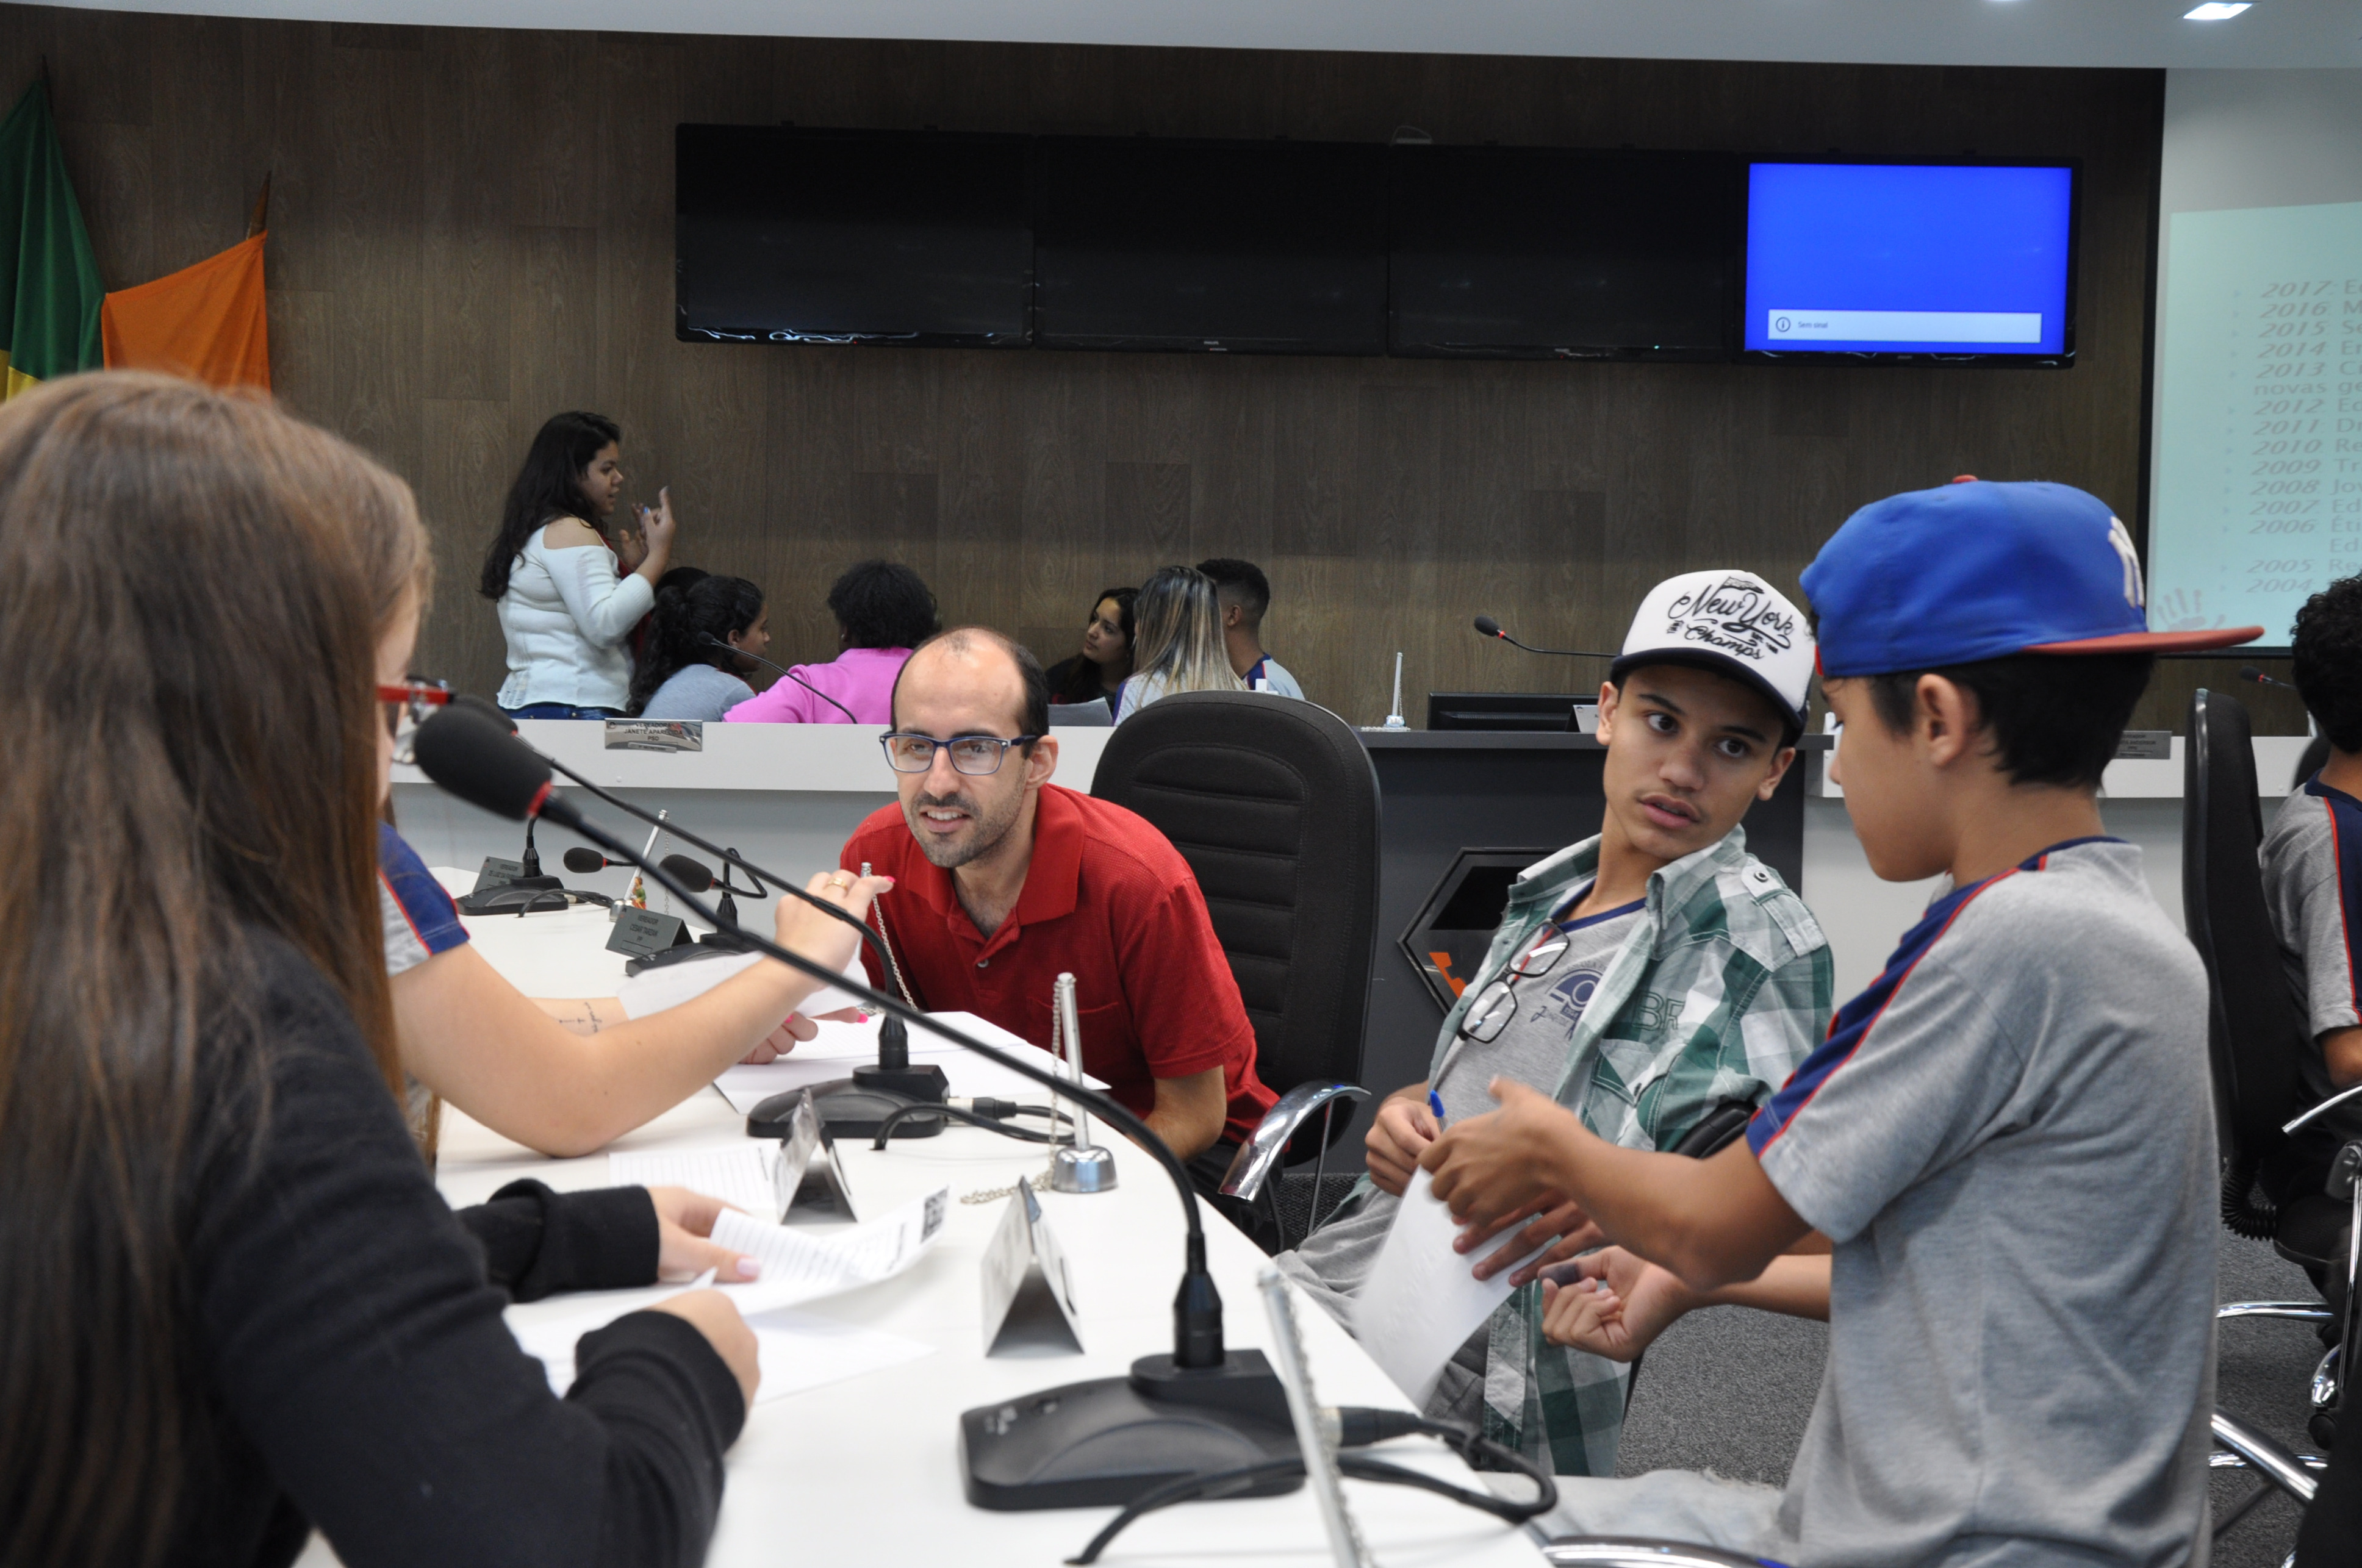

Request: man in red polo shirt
left=839, top=626, right=1275, bottom=1190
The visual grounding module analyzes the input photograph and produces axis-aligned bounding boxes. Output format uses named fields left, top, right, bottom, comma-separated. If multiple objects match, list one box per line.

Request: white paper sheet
left=511, top=1185, right=951, bottom=1398
left=519, top=1304, right=933, bottom=1404
left=607, top=1144, right=778, bottom=1220
left=1352, top=1170, right=1549, bottom=1405
left=705, top=1186, right=947, bottom=1314
left=615, top=946, right=870, bottom=1022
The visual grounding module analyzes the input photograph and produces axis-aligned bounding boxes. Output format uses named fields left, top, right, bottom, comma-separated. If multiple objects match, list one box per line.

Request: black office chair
left=2183, top=687, right=2358, bottom=1447
left=1089, top=690, right=1382, bottom=1247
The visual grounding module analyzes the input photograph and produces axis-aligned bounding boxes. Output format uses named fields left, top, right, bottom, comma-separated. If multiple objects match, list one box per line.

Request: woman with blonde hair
left=1114, top=564, right=1244, bottom=723
left=0, top=373, right=873, bottom=1565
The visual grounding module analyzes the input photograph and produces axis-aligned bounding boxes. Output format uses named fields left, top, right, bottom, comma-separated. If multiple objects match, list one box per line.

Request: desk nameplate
left=980, top=1177, right=1083, bottom=1356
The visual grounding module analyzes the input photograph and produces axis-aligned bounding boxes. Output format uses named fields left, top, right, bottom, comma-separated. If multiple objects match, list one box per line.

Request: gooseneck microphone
left=1472, top=615, right=1616, bottom=659
left=487, top=721, right=886, bottom=962
left=562, top=847, right=615, bottom=874
left=410, top=705, right=1241, bottom=1389
left=703, top=633, right=862, bottom=725
left=2241, top=664, right=2300, bottom=694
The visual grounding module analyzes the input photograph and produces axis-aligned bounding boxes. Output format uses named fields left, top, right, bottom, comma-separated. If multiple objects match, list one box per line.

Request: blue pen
left=1427, top=1089, right=1447, bottom=1126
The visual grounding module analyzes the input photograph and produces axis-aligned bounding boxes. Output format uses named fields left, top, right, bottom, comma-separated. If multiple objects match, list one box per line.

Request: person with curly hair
left=628, top=570, right=769, bottom=721
left=725, top=559, right=939, bottom=725
left=2262, top=573, right=2362, bottom=1164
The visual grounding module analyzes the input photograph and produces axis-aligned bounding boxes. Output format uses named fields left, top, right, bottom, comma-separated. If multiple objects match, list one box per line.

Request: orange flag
left=100, top=232, right=270, bottom=390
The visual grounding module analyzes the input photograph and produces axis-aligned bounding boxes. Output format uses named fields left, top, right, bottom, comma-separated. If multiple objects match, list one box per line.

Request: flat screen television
left=1032, top=137, right=1388, bottom=354
left=1389, top=149, right=1741, bottom=360
left=1741, top=161, right=2077, bottom=363
left=675, top=126, right=1032, bottom=347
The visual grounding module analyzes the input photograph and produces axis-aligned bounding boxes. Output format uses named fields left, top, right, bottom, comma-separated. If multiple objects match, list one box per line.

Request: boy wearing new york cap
left=1274, top=568, right=1833, bottom=1477
left=1423, top=480, right=2261, bottom=1565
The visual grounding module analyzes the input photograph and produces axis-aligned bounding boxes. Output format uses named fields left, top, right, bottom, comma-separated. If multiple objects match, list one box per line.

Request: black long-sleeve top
left=179, top=937, right=744, bottom=1567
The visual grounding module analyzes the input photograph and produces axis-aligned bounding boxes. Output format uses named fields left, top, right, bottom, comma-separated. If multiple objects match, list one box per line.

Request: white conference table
left=300, top=891, right=1550, bottom=1568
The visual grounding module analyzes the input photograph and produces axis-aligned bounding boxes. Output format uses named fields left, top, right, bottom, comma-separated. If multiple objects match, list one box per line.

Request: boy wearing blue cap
left=1421, top=479, right=2259, bottom=1565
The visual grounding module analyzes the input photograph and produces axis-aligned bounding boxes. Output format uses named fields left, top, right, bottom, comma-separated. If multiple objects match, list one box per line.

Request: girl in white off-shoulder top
left=479, top=410, right=681, bottom=717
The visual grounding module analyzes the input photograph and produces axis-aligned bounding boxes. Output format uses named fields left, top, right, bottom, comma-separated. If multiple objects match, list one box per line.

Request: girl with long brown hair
left=0, top=374, right=780, bottom=1566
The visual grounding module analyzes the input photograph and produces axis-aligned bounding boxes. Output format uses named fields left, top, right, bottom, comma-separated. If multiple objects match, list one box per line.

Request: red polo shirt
left=841, top=784, right=1276, bottom=1146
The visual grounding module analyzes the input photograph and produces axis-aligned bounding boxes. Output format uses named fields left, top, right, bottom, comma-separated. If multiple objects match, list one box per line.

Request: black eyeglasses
left=1454, top=928, right=1576, bottom=1044
left=879, top=732, right=1044, bottom=776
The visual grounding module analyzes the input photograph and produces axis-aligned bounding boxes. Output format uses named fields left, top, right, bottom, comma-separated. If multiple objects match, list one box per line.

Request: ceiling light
left=2184, top=2, right=2251, bottom=18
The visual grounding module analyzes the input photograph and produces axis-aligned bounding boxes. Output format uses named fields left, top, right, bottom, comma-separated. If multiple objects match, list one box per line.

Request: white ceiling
left=43, top=0, right=2362, bottom=68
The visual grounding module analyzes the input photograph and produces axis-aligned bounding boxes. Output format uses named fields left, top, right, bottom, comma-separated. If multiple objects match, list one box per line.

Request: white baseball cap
left=1607, top=569, right=1814, bottom=739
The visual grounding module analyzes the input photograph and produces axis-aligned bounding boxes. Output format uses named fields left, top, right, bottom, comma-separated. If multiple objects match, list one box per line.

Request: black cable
left=1067, top=1459, right=1302, bottom=1564
left=706, top=632, right=863, bottom=723
left=1065, top=1441, right=1557, bottom=1565
left=870, top=1101, right=1075, bottom=1149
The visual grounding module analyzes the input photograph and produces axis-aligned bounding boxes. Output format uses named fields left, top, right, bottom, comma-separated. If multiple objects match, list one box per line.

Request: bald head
left=888, top=628, right=1057, bottom=873
left=891, top=626, right=1050, bottom=740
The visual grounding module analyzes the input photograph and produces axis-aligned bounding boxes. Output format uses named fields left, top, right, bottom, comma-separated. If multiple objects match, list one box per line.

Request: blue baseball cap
left=1800, top=478, right=2263, bottom=678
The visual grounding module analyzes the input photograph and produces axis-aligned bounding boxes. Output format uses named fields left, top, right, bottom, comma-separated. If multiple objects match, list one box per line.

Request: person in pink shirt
left=725, top=559, right=939, bottom=725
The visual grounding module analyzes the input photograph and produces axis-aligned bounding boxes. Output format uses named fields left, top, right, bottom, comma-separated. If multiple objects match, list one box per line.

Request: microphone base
left=455, top=876, right=569, bottom=915
left=813, top=1080, right=945, bottom=1141
left=1048, top=1144, right=1118, bottom=1194
left=852, top=1059, right=949, bottom=1103
left=958, top=1350, right=1297, bottom=1511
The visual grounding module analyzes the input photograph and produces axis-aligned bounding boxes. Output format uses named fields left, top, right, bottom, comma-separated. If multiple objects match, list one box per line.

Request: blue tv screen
left=1743, top=162, right=2075, bottom=360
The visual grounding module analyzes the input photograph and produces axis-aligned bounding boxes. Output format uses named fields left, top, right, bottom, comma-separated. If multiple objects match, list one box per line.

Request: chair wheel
left=2308, top=1410, right=2338, bottom=1450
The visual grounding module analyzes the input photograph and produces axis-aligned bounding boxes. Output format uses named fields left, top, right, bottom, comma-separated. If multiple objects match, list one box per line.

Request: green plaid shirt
left=1427, top=825, right=1831, bottom=1475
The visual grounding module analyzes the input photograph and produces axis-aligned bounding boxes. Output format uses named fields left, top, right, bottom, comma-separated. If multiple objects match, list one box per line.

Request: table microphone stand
left=1048, top=972, right=1116, bottom=1194
left=411, top=704, right=1299, bottom=1512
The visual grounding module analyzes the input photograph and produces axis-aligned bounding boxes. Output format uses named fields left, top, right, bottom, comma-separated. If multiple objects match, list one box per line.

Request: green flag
left=0, top=79, right=102, bottom=399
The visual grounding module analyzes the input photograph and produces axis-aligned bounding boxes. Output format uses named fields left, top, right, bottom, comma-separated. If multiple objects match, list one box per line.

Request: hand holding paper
left=1420, top=1078, right=1588, bottom=1228
left=645, top=1186, right=763, bottom=1281
left=1352, top=1168, right=1551, bottom=1405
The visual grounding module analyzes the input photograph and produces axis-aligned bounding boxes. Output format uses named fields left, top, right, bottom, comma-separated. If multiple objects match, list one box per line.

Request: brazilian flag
left=0, top=79, right=101, bottom=399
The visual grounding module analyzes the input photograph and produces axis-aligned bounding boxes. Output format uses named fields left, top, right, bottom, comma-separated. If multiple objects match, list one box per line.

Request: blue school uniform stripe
left=1744, top=836, right=2123, bottom=1156
left=2302, top=777, right=2362, bottom=1016
left=377, top=823, right=467, bottom=958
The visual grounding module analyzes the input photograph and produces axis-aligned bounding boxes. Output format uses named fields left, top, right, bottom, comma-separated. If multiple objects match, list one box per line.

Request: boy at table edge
left=838, top=625, right=1276, bottom=1198
left=1276, top=567, right=1834, bottom=1479
left=1423, top=479, right=2255, bottom=1566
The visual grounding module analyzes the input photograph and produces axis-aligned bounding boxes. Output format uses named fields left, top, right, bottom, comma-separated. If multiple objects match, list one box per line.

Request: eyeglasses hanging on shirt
left=1452, top=926, right=1579, bottom=1045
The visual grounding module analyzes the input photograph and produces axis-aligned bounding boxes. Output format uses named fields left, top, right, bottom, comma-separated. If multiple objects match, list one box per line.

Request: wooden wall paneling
left=2, top=10, right=2203, bottom=724
left=852, top=470, right=941, bottom=596
left=1350, top=381, right=1446, bottom=718
left=1105, top=459, right=1191, bottom=567
left=1180, top=356, right=1275, bottom=568
left=1430, top=368, right=1535, bottom=685
left=241, top=20, right=332, bottom=298
left=324, top=29, right=423, bottom=479
left=933, top=350, right=1027, bottom=642
left=148, top=15, right=250, bottom=279
left=505, top=225, right=598, bottom=456
left=416, top=396, right=512, bottom=689
left=506, top=30, right=601, bottom=230
left=756, top=346, right=856, bottom=664
left=420, top=29, right=511, bottom=404
left=1017, top=355, right=1110, bottom=646
left=264, top=287, right=332, bottom=428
